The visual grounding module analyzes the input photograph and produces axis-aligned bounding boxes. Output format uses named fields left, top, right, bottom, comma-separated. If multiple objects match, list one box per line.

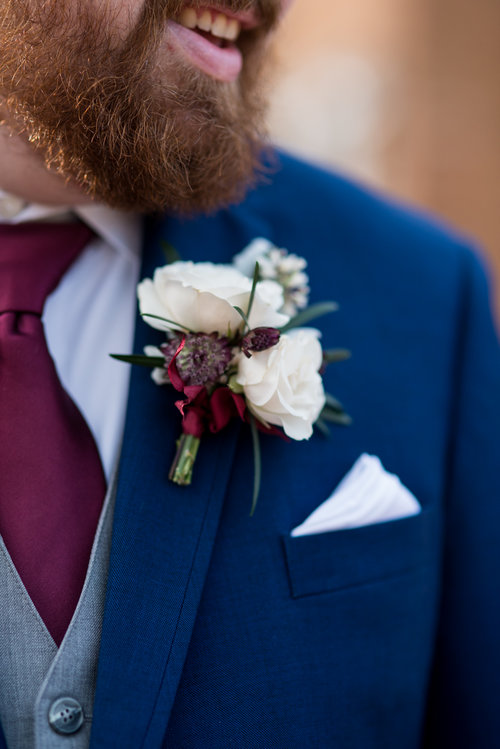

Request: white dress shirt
left=0, top=191, right=142, bottom=479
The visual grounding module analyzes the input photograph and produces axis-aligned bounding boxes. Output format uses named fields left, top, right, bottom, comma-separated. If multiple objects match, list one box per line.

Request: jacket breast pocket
left=282, top=507, right=438, bottom=598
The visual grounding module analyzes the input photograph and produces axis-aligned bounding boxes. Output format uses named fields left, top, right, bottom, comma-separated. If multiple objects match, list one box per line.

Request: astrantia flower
left=161, top=333, right=232, bottom=387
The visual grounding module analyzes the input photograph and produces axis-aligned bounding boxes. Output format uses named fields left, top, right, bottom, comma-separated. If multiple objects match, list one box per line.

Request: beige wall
left=269, top=0, right=500, bottom=313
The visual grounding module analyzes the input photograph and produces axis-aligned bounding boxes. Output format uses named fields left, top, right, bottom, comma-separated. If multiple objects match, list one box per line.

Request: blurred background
left=269, top=0, right=500, bottom=317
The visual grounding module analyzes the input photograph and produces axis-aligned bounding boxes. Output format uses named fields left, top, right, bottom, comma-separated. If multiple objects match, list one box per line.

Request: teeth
left=197, top=10, right=212, bottom=31
left=212, top=13, right=228, bottom=37
left=225, top=18, right=240, bottom=41
left=179, top=8, right=197, bottom=29
left=178, top=7, right=242, bottom=41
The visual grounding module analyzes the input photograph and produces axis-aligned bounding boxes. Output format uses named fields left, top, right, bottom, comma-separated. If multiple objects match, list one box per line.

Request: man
left=0, top=1, right=498, bottom=747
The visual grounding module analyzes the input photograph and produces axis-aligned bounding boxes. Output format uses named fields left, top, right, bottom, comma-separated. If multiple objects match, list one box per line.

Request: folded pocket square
left=291, top=454, right=421, bottom=537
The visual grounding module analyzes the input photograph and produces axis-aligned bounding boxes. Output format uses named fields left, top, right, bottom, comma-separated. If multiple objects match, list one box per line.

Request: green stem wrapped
left=169, top=433, right=201, bottom=486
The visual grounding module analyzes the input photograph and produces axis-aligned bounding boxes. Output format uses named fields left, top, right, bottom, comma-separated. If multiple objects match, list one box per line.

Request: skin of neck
left=0, top=125, right=92, bottom=206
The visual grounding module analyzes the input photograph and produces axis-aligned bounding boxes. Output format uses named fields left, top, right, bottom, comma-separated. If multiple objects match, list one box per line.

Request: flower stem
left=169, top=433, right=201, bottom=486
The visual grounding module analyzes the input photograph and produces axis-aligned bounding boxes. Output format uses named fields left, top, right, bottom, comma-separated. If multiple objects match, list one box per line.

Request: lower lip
left=167, top=20, right=243, bottom=83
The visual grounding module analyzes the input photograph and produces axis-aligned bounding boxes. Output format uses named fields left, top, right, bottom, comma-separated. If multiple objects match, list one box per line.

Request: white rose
left=138, top=261, right=288, bottom=336
left=236, top=328, right=326, bottom=440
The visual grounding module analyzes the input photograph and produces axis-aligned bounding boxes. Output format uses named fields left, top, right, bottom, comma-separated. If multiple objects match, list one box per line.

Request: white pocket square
left=291, top=454, right=421, bottom=537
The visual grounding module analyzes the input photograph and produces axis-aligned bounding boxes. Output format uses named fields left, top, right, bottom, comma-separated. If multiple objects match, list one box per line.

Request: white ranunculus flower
left=236, top=328, right=326, bottom=440
left=137, top=261, right=289, bottom=336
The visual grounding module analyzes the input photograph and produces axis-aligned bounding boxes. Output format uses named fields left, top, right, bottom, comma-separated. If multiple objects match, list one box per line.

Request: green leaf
left=161, top=241, right=182, bottom=265
left=246, top=261, right=260, bottom=320
left=280, top=301, right=339, bottom=332
left=321, top=407, right=352, bottom=427
left=233, top=305, right=250, bottom=331
left=314, top=418, right=331, bottom=438
left=141, top=313, right=193, bottom=333
left=323, top=348, right=351, bottom=364
left=325, top=393, right=345, bottom=412
left=249, top=414, right=262, bottom=517
left=110, top=354, right=165, bottom=368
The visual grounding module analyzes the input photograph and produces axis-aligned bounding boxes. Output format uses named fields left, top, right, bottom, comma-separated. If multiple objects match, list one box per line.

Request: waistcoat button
left=48, top=697, right=84, bottom=735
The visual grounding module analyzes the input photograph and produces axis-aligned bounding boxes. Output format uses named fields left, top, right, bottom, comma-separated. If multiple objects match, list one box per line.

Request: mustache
left=117, top=0, right=280, bottom=75
left=135, top=0, right=281, bottom=36
left=149, top=0, right=279, bottom=18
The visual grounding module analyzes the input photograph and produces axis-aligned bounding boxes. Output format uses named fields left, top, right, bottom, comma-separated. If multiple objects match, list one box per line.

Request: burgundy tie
left=0, top=222, right=106, bottom=646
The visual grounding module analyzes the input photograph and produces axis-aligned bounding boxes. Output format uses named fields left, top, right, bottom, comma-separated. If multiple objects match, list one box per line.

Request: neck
left=0, top=125, right=93, bottom=207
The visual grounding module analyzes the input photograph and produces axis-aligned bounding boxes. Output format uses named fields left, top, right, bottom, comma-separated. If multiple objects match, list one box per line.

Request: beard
left=0, top=0, right=280, bottom=215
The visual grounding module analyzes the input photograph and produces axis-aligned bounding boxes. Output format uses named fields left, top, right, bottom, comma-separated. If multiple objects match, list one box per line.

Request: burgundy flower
left=241, top=327, right=280, bottom=358
left=161, top=333, right=232, bottom=387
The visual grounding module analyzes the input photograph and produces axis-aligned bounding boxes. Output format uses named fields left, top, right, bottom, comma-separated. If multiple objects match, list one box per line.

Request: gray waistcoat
left=0, top=474, right=117, bottom=749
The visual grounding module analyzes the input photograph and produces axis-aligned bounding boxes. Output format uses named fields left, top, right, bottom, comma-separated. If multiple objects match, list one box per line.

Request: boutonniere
left=112, top=238, right=351, bottom=512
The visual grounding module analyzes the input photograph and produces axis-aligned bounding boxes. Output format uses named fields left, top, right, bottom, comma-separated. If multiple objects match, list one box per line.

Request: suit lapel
left=91, top=217, right=241, bottom=748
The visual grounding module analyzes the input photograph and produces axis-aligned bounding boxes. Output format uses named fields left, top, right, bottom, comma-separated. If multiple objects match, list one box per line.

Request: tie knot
left=0, top=221, right=94, bottom=315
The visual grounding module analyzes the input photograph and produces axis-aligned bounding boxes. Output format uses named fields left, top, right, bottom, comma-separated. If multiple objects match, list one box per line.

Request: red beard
left=0, top=0, right=281, bottom=214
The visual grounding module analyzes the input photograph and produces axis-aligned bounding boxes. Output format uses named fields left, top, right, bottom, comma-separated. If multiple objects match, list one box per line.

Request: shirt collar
left=74, top=203, right=142, bottom=261
left=0, top=189, right=142, bottom=261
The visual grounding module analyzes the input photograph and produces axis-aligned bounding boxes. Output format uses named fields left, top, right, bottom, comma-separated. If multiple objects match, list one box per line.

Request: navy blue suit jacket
left=3, top=153, right=499, bottom=748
